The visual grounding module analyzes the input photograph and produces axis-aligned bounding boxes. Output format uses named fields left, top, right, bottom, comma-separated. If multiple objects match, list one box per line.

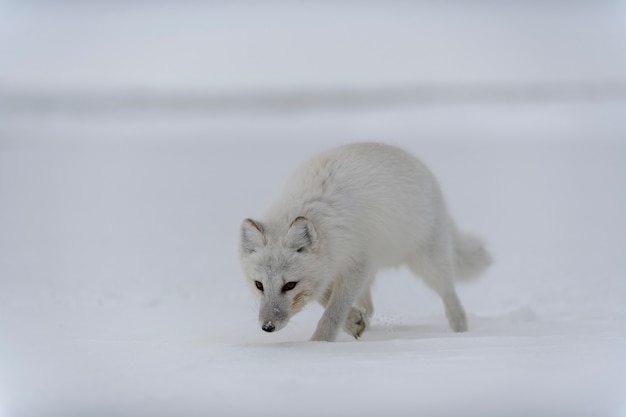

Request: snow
left=1, top=2, right=626, bottom=416
left=1, top=101, right=625, bottom=417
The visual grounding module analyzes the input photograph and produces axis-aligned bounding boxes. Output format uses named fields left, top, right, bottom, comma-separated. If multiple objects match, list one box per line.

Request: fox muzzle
left=261, top=321, right=276, bottom=332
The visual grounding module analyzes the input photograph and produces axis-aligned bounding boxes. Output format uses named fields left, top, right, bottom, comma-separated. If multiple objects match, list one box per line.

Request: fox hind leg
left=407, top=245, right=468, bottom=332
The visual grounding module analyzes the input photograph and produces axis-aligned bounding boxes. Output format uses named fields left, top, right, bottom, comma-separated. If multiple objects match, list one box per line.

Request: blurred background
left=0, top=1, right=625, bottom=416
left=1, top=0, right=626, bottom=110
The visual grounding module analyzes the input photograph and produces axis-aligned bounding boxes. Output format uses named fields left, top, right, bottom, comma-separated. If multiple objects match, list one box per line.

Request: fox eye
left=254, top=281, right=264, bottom=291
left=282, top=281, right=297, bottom=292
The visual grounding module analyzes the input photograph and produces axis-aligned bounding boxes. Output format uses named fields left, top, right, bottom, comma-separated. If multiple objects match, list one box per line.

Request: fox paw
left=445, top=304, right=468, bottom=332
left=344, top=307, right=369, bottom=339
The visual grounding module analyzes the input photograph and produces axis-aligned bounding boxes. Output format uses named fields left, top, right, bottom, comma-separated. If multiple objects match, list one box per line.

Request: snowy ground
left=1, top=101, right=625, bottom=417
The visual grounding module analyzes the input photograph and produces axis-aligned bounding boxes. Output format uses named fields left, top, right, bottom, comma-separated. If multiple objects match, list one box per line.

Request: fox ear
left=286, top=216, right=318, bottom=252
left=241, top=218, right=266, bottom=254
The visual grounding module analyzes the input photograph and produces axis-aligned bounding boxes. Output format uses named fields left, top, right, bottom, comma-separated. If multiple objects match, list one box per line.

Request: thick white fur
left=239, top=142, right=491, bottom=342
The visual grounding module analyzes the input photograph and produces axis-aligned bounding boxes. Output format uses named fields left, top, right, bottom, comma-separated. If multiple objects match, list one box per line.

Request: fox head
left=239, top=216, right=327, bottom=334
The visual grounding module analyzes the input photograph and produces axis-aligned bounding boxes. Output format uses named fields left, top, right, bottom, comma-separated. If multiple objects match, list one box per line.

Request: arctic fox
left=239, top=142, right=491, bottom=342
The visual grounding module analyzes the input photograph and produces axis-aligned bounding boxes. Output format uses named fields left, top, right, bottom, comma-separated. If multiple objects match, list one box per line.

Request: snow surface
left=1, top=101, right=625, bottom=417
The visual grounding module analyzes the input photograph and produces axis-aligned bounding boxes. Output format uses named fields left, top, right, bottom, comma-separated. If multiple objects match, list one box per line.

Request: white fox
left=239, top=142, right=491, bottom=342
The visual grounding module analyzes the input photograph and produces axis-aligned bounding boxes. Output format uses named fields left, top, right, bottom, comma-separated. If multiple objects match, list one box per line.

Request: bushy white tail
left=453, top=231, right=492, bottom=281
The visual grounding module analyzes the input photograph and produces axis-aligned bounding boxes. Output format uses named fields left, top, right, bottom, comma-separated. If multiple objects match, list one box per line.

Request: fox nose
left=262, top=322, right=275, bottom=332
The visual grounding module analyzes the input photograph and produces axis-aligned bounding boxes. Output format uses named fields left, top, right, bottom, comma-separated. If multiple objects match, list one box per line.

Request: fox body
left=239, top=142, right=491, bottom=341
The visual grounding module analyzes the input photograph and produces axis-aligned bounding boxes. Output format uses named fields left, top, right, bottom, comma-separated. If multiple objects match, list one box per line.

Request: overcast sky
left=1, top=1, right=625, bottom=94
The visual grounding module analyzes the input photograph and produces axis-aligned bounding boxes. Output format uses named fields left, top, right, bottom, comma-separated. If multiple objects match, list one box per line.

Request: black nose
left=262, top=322, right=275, bottom=332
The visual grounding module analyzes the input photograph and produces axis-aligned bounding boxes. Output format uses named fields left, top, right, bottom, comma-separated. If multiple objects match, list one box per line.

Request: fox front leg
left=343, top=288, right=373, bottom=339
left=311, top=268, right=368, bottom=342
left=317, top=281, right=372, bottom=340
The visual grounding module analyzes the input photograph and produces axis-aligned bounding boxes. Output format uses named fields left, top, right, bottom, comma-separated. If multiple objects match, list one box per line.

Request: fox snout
left=259, top=305, right=288, bottom=334
left=261, top=321, right=276, bottom=332
left=259, top=317, right=287, bottom=333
